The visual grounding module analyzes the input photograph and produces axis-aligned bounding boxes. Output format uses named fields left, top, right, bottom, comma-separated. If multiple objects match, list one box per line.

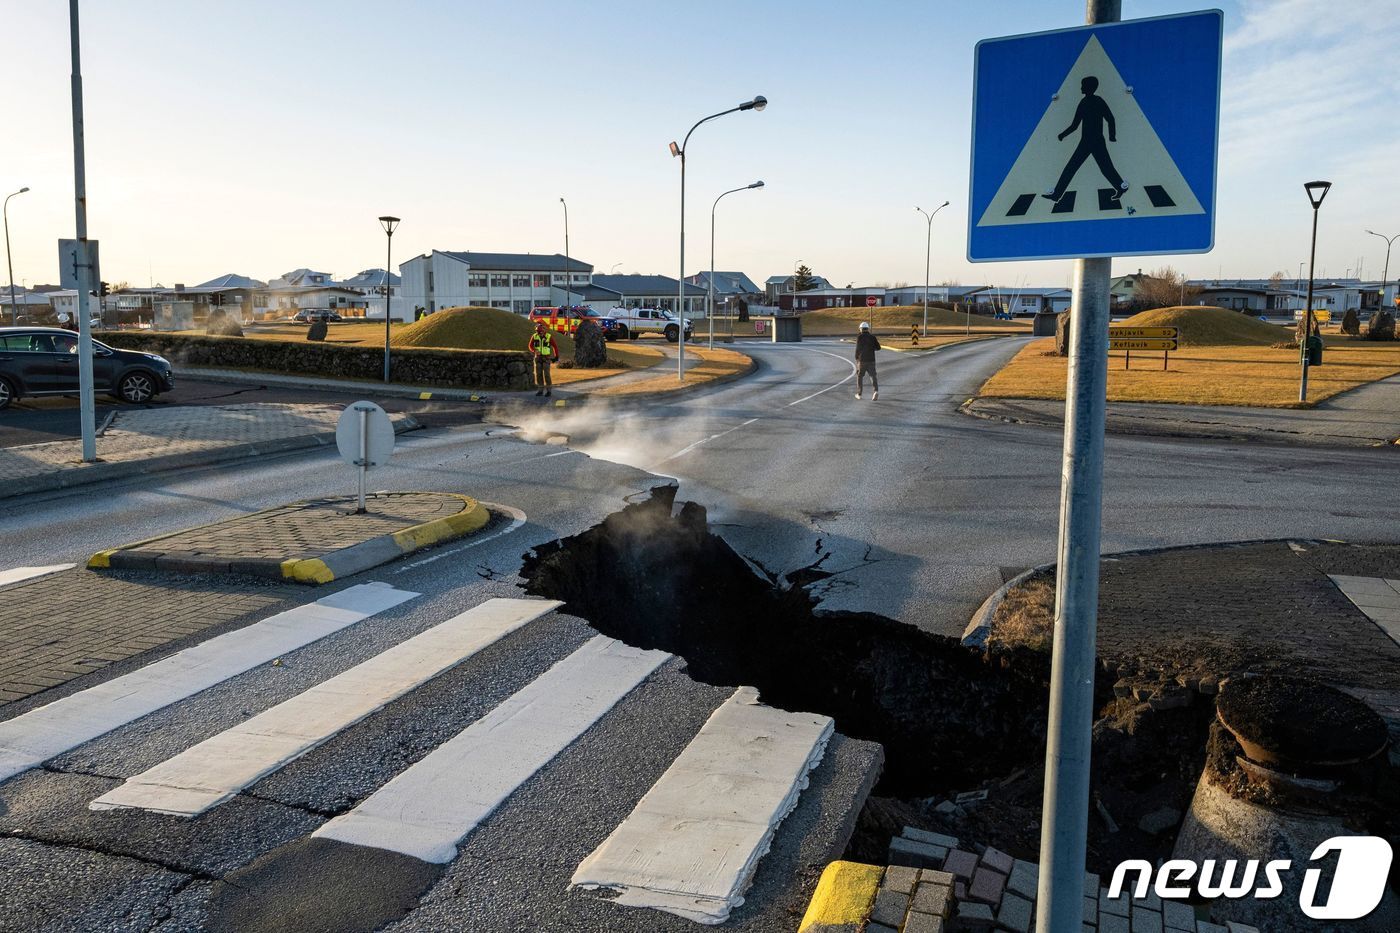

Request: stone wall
left=100, top=333, right=532, bottom=390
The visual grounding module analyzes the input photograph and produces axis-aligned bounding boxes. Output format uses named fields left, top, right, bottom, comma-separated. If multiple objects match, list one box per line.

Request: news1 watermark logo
left=1109, top=836, right=1393, bottom=920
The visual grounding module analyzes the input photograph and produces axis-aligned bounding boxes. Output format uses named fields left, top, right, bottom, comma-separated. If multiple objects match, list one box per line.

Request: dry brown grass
left=979, top=335, right=1400, bottom=407
left=990, top=575, right=1055, bottom=652
left=591, top=346, right=752, bottom=397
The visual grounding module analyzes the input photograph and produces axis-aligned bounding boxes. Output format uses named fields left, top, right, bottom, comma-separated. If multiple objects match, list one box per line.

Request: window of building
left=491, top=300, right=511, bottom=309
left=513, top=300, right=530, bottom=314
left=534, top=298, right=552, bottom=308
left=533, top=274, right=550, bottom=288
left=552, top=274, right=567, bottom=285
left=468, top=273, right=487, bottom=288
left=512, top=275, right=530, bottom=288
left=490, top=274, right=509, bottom=288
left=572, top=273, right=589, bottom=283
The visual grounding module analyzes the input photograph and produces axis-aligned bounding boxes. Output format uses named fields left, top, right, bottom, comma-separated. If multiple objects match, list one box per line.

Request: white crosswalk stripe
left=89, top=597, right=560, bottom=817
left=0, top=564, right=75, bottom=589
left=571, top=686, right=834, bottom=924
left=311, top=634, right=672, bottom=863
left=0, top=582, right=418, bottom=784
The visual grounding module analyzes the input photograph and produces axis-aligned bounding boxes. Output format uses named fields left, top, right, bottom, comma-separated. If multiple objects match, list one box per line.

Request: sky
left=4, top=0, right=1399, bottom=292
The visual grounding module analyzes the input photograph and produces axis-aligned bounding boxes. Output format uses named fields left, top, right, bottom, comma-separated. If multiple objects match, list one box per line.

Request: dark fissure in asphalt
left=519, top=486, right=1222, bottom=873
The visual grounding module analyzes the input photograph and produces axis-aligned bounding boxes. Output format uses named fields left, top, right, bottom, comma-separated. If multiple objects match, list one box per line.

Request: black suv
left=0, top=327, right=175, bottom=410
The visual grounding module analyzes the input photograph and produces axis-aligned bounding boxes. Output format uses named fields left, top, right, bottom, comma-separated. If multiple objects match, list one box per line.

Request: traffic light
left=98, top=281, right=110, bottom=297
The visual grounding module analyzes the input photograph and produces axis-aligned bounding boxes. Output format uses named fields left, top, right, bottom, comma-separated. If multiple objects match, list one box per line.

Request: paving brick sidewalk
left=0, top=568, right=301, bottom=706
left=990, top=540, right=1400, bottom=725
left=0, top=403, right=417, bottom=497
left=95, top=491, right=481, bottom=581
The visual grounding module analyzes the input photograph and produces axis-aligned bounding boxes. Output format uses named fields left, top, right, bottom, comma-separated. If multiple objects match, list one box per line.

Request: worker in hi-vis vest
left=528, top=320, right=561, bottom=397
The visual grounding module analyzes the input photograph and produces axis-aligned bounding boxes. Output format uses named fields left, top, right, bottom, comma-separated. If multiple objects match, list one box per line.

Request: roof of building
left=266, top=269, right=335, bottom=289
left=338, top=268, right=401, bottom=288
left=558, top=284, right=619, bottom=301
left=438, top=251, right=594, bottom=273
left=592, top=274, right=705, bottom=297
left=195, top=273, right=266, bottom=289
left=765, top=274, right=834, bottom=289
left=686, top=271, right=760, bottom=294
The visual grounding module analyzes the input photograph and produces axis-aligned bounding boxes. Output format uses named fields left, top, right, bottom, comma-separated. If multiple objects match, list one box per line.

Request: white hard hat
left=859, top=321, right=870, bottom=330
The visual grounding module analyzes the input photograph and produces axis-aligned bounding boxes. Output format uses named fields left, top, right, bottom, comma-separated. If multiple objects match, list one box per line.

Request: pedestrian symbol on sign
left=977, top=34, right=1205, bottom=229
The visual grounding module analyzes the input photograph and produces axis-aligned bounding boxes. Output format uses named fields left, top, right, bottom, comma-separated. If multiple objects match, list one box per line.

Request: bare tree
left=1133, top=266, right=1199, bottom=310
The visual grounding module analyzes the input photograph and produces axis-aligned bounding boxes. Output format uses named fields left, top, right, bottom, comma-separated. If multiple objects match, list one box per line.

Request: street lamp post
left=378, top=216, right=399, bottom=383
left=4, top=187, right=29, bottom=326
left=560, top=198, right=572, bottom=308
left=1366, top=228, right=1400, bottom=312
left=1299, top=181, right=1331, bottom=402
left=670, top=95, right=767, bottom=381
left=710, top=181, right=764, bottom=349
left=914, top=201, right=949, bottom=336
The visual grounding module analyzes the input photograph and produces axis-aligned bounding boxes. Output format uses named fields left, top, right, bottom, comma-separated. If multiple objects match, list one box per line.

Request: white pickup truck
left=601, top=307, right=694, bottom=343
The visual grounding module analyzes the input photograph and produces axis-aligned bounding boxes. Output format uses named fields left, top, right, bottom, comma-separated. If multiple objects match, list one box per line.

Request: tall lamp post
left=560, top=198, right=572, bottom=307
left=1299, top=180, right=1330, bottom=402
left=378, top=216, right=399, bottom=383
left=4, top=187, right=29, bottom=326
left=915, top=200, right=949, bottom=336
left=1366, top=228, right=1400, bottom=312
left=670, top=94, right=767, bottom=381
left=710, top=180, right=764, bottom=349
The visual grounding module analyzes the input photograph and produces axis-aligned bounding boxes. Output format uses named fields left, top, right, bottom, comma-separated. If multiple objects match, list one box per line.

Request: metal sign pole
left=357, top=406, right=368, bottom=513
left=69, top=0, right=96, bottom=463
left=1035, top=3, right=1118, bottom=930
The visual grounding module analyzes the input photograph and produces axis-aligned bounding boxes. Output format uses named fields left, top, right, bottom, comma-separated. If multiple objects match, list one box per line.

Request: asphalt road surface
left=0, top=376, right=485, bottom=448
left=2, top=335, right=1398, bottom=931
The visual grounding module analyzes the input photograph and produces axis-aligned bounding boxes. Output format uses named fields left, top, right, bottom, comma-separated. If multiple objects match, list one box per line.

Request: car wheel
left=613, top=325, right=628, bottom=340
left=665, top=325, right=679, bottom=343
left=118, top=370, right=157, bottom=404
left=0, top=377, right=14, bottom=410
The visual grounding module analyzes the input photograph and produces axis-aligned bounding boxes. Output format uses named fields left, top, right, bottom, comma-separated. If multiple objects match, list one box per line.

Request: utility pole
left=560, top=198, right=572, bottom=307
left=69, top=0, right=96, bottom=462
left=1366, top=229, right=1397, bottom=313
left=915, top=201, right=948, bottom=335
left=1035, top=2, right=1118, bottom=931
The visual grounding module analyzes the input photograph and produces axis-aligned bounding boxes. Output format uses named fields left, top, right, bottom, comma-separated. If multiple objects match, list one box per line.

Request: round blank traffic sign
left=336, top=401, right=395, bottom=468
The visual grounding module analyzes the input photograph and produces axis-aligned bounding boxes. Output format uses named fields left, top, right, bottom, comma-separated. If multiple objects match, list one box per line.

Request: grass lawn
left=979, top=335, right=1400, bottom=407
left=590, top=346, right=752, bottom=397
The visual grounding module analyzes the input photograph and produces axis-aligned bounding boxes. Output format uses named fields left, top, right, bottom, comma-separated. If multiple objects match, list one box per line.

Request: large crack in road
left=519, top=486, right=1224, bottom=873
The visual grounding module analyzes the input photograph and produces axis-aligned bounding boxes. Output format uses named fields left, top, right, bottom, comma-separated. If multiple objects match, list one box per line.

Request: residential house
left=779, top=286, right=886, bottom=312
left=589, top=274, right=707, bottom=315
left=338, top=268, right=404, bottom=320
left=263, top=268, right=363, bottom=315
left=883, top=285, right=988, bottom=307
left=764, top=273, right=833, bottom=303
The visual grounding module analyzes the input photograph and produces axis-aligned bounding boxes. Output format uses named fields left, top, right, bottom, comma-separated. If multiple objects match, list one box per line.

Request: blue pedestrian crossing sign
left=968, top=10, right=1222, bottom=262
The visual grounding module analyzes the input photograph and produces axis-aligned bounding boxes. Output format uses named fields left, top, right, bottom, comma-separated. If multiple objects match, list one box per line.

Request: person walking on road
left=855, top=320, right=880, bottom=401
left=529, top=320, right=560, bottom=397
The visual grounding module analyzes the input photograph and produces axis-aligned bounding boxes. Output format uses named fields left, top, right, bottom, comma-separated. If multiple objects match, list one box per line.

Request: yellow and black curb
left=89, top=493, right=492, bottom=585
left=798, top=860, right=884, bottom=933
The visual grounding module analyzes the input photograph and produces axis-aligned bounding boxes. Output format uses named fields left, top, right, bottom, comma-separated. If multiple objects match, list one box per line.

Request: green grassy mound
left=390, top=306, right=575, bottom=352
left=1120, top=306, right=1285, bottom=347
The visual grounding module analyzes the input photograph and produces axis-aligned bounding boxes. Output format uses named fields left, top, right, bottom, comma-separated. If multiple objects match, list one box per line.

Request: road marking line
left=571, top=686, right=833, bottom=924
left=787, top=349, right=858, bottom=406
left=659, top=418, right=759, bottom=463
left=392, top=503, right=525, bottom=573
left=89, top=597, right=561, bottom=816
left=312, top=635, right=670, bottom=863
left=0, top=582, right=418, bottom=785
left=0, top=564, right=75, bottom=589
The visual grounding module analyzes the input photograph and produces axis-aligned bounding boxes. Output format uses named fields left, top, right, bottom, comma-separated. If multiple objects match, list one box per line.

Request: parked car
left=292, top=310, right=342, bottom=323
left=0, top=327, right=175, bottom=410
left=601, top=307, right=693, bottom=342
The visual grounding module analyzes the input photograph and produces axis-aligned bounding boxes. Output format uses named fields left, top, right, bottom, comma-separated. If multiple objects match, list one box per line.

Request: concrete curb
left=960, top=395, right=1400, bottom=449
left=90, top=493, right=492, bottom=585
left=3, top=415, right=421, bottom=501
left=880, top=334, right=1003, bottom=354
left=960, top=536, right=1349, bottom=648
left=798, top=861, right=884, bottom=933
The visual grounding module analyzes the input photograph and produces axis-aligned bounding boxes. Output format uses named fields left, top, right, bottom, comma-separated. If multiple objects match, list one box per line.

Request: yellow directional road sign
left=1108, top=327, right=1178, bottom=339
left=1109, top=338, right=1177, bottom=350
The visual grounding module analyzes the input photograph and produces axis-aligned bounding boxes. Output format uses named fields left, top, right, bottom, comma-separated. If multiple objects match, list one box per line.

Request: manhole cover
left=1216, top=675, right=1388, bottom=770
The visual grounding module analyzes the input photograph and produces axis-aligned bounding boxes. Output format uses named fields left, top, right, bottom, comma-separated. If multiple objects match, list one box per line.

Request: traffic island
left=88, top=492, right=491, bottom=584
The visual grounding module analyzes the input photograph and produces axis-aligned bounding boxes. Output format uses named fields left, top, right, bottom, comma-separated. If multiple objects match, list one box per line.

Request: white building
left=399, top=251, right=593, bottom=316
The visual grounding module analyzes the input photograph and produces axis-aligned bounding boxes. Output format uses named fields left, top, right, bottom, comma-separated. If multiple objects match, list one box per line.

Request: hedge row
left=99, top=332, right=533, bottom=390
